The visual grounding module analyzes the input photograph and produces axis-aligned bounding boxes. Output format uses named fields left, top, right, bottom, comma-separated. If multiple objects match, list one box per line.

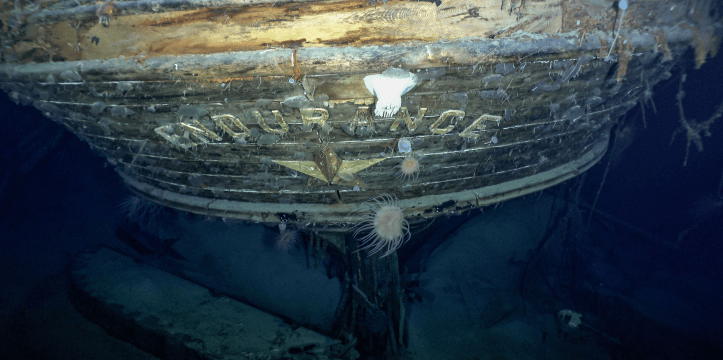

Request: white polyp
left=364, top=68, right=419, bottom=118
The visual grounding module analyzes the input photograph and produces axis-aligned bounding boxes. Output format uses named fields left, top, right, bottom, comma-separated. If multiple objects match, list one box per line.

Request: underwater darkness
left=0, top=48, right=722, bottom=359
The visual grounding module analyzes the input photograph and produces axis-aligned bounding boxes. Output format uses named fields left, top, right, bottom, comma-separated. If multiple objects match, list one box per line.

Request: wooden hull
left=1, top=0, right=721, bottom=229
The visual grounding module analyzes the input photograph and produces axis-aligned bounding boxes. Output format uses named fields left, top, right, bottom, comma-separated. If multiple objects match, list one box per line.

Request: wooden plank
left=11, top=0, right=567, bottom=62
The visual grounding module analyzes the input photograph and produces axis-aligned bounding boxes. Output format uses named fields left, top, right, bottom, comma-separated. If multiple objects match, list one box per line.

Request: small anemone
left=275, top=223, right=300, bottom=251
left=119, top=195, right=162, bottom=225
left=395, top=154, right=421, bottom=183
left=353, top=194, right=410, bottom=257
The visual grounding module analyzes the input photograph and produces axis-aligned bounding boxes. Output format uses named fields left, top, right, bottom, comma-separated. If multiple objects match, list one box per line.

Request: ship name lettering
left=300, top=108, right=329, bottom=128
left=156, top=106, right=501, bottom=146
left=428, top=110, right=465, bottom=135
left=390, top=107, right=428, bottom=132
left=459, top=114, right=502, bottom=140
left=250, top=109, right=289, bottom=135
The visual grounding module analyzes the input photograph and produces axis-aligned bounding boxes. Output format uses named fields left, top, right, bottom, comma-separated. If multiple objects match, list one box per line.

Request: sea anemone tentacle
left=353, top=194, right=411, bottom=257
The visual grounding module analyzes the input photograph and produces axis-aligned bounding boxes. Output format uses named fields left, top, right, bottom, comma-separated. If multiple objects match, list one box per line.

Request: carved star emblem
left=273, top=147, right=385, bottom=184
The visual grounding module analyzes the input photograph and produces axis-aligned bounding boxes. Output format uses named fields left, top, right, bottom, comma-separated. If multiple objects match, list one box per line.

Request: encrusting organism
left=669, top=71, right=723, bottom=166
left=96, top=1, right=114, bottom=27
left=353, top=194, right=410, bottom=257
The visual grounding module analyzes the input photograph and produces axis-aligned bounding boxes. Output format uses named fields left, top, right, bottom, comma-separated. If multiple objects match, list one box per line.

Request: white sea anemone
left=275, top=224, right=300, bottom=252
left=354, top=194, right=410, bottom=257
left=395, top=154, right=421, bottom=183
left=119, top=195, right=161, bottom=225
